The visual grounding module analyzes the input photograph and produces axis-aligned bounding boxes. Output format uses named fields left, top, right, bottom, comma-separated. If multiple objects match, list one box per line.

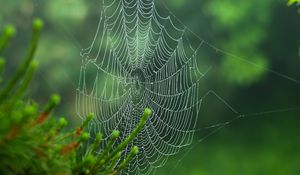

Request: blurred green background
left=1, top=0, right=300, bottom=174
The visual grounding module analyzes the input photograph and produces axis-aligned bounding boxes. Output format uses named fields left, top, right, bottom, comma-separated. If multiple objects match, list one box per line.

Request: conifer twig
left=0, top=19, right=43, bottom=103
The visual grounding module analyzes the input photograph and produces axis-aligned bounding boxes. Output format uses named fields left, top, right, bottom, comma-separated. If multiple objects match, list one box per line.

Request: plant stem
left=116, top=146, right=139, bottom=173
left=105, top=108, right=151, bottom=163
left=10, top=61, right=38, bottom=104
left=0, top=19, right=43, bottom=104
left=0, top=25, right=16, bottom=54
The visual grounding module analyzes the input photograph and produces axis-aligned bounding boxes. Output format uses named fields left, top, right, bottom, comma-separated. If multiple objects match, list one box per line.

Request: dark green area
left=0, top=0, right=300, bottom=174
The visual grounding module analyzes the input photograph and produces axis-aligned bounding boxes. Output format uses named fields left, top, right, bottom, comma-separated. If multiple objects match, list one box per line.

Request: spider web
left=76, top=0, right=208, bottom=174
left=75, top=0, right=300, bottom=174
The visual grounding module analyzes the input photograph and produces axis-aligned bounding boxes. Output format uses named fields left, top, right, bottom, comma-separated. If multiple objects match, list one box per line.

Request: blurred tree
left=205, top=0, right=273, bottom=85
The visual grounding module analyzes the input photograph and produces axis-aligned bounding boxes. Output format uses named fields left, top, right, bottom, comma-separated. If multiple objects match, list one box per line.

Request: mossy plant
left=0, top=18, right=151, bottom=175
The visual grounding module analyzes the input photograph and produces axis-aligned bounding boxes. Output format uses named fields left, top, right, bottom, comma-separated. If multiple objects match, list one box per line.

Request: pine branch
left=0, top=18, right=150, bottom=175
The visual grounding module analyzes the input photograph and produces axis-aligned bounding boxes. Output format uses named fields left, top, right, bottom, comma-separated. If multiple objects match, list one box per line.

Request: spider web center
left=128, top=68, right=146, bottom=104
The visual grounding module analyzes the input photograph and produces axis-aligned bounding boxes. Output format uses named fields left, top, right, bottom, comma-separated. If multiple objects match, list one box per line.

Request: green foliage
left=0, top=19, right=151, bottom=175
left=288, top=0, right=300, bottom=4
left=206, top=0, right=273, bottom=85
left=288, top=0, right=300, bottom=12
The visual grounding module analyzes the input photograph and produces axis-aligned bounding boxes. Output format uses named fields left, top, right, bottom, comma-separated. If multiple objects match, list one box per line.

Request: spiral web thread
left=76, top=0, right=217, bottom=174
